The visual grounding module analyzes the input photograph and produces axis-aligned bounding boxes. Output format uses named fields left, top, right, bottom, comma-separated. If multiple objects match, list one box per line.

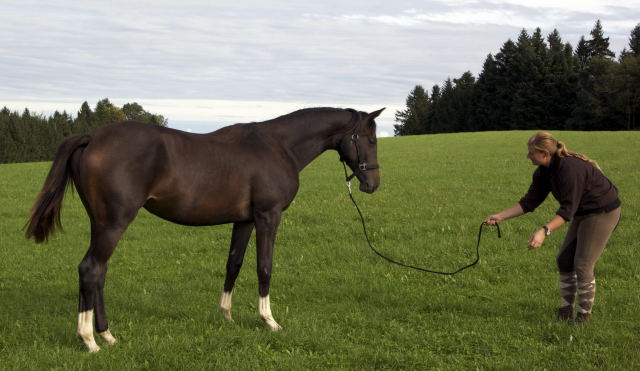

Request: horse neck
left=266, top=110, right=354, bottom=172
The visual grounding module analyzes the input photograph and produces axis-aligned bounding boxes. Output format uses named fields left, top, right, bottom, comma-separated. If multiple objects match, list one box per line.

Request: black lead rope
left=342, top=162, right=501, bottom=275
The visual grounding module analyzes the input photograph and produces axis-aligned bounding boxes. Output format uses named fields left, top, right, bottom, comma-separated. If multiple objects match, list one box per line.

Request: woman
left=485, top=132, right=621, bottom=324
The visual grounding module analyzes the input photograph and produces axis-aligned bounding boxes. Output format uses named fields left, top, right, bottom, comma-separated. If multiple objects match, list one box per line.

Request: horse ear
left=367, top=108, right=385, bottom=120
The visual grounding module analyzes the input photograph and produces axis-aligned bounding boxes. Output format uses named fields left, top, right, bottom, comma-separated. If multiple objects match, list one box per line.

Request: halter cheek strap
left=342, top=133, right=379, bottom=182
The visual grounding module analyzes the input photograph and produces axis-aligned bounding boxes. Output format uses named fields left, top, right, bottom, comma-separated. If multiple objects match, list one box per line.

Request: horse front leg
left=220, top=222, right=254, bottom=323
left=254, top=210, right=282, bottom=331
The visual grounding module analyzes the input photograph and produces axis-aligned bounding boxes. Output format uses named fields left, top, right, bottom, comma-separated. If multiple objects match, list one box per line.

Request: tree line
left=394, top=21, right=640, bottom=135
left=0, top=98, right=167, bottom=164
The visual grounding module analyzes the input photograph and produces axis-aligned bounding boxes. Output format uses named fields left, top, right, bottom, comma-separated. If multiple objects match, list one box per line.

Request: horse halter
left=341, top=133, right=379, bottom=182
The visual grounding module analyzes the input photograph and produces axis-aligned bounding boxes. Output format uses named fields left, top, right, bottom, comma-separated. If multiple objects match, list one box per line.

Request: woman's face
left=526, top=146, right=551, bottom=167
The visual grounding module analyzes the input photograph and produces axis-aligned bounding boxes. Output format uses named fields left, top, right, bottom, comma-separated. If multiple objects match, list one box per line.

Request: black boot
left=572, top=312, right=590, bottom=325
left=556, top=306, right=573, bottom=322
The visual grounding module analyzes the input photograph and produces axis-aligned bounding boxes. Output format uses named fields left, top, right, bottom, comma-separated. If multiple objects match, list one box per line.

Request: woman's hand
left=484, top=214, right=503, bottom=226
left=527, top=229, right=546, bottom=249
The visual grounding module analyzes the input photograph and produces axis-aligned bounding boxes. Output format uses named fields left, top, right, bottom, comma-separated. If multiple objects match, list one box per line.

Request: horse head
left=338, top=108, right=385, bottom=194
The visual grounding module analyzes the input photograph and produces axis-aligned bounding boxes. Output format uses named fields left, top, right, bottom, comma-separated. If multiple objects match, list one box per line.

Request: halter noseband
left=342, top=133, right=379, bottom=182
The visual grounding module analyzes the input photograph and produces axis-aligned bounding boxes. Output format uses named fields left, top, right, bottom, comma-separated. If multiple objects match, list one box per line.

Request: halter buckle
left=359, top=162, right=367, bottom=171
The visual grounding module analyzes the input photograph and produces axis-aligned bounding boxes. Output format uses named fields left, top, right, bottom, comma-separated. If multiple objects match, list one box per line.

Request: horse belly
left=143, top=191, right=253, bottom=226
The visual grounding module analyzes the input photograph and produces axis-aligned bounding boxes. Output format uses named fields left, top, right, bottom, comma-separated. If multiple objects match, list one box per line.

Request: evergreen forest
left=0, top=99, right=167, bottom=164
left=394, top=21, right=640, bottom=135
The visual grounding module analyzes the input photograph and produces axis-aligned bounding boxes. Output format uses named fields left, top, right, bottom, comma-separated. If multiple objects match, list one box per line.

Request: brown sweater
left=518, top=155, right=620, bottom=221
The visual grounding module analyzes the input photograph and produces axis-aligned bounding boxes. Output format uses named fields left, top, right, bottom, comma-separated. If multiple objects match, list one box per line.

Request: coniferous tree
left=393, top=85, right=430, bottom=135
left=628, top=23, right=640, bottom=57
left=450, top=71, right=476, bottom=132
left=0, top=99, right=170, bottom=163
left=428, top=85, right=441, bottom=132
left=570, top=20, right=617, bottom=130
left=575, top=36, right=590, bottom=69
left=432, top=79, right=456, bottom=133
left=588, top=20, right=616, bottom=60
left=473, top=54, right=502, bottom=131
left=545, top=29, right=578, bottom=129
left=602, top=25, right=640, bottom=130
left=76, top=101, right=93, bottom=132
left=511, top=29, right=548, bottom=129
left=492, top=39, right=519, bottom=129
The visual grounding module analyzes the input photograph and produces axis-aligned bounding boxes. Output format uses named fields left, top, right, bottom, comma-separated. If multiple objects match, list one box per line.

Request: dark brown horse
left=26, top=107, right=383, bottom=352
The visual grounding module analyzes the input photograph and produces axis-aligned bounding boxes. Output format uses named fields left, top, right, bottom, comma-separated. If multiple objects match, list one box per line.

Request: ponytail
left=529, top=132, right=602, bottom=171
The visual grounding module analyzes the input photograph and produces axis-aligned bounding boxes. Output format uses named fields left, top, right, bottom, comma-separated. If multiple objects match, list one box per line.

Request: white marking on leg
left=220, top=291, right=234, bottom=323
left=76, top=310, right=100, bottom=353
left=259, top=295, right=282, bottom=331
left=99, top=329, right=117, bottom=345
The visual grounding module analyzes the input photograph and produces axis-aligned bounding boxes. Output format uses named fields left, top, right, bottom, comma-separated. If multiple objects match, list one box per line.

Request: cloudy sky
left=2, top=1, right=639, bottom=137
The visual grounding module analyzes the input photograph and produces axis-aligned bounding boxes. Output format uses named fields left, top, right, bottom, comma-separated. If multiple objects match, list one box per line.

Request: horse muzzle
left=358, top=169, right=380, bottom=194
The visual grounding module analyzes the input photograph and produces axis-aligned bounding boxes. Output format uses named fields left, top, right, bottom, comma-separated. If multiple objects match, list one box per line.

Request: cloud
left=1, top=1, right=639, bottom=137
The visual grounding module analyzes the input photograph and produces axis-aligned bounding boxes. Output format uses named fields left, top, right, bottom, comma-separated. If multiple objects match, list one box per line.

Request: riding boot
left=573, top=279, right=596, bottom=325
left=556, top=306, right=573, bottom=322
left=557, top=272, right=577, bottom=322
left=573, top=312, right=590, bottom=325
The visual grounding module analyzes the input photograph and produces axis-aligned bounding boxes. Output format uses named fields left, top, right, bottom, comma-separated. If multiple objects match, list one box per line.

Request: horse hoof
left=99, top=330, right=117, bottom=345
left=77, top=334, right=101, bottom=353
left=222, top=310, right=235, bottom=324
left=262, top=317, right=283, bottom=331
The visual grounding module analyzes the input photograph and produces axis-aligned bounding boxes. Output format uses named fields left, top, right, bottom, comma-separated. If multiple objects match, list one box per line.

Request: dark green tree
left=628, top=23, right=640, bottom=57
left=588, top=20, right=616, bottom=59
left=450, top=71, right=476, bottom=132
left=428, top=85, right=441, bottom=132
left=510, top=29, right=548, bottom=129
left=0, top=99, right=170, bottom=163
left=569, top=21, right=617, bottom=130
left=575, top=36, right=590, bottom=69
left=473, top=54, right=502, bottom=131
left=431, top=78, right=456, bottom=133
left=393, top=85, right=431, bottom=135
left=545, top=29, right=578, bottom=129
left=123, top=102, right=168, bottom=126
left=93, top=98, right=125, bottom=128
left=492, top=39, right=520, bottom=129
left=602, top=25, right=640, bottom=130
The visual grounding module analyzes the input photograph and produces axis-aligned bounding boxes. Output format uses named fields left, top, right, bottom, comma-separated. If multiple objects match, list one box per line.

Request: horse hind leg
left=220, top=222, right=254, bottom=324
left=95, top=271, right=117, bottom=345
left=77, top=223, right=130, bottom=352
left=254, top=210, right=283, bottom=331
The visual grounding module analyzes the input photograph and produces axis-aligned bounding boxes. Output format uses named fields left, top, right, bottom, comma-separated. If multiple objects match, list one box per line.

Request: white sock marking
left=76, top=310, right=100, bottom=353
left=259, top=295, right=282, bottom=331
left=220, top=291, right=234, bottom=323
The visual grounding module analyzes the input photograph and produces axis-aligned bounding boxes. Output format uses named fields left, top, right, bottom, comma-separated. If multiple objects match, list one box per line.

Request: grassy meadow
left=1, top=130, right=639, bottom=369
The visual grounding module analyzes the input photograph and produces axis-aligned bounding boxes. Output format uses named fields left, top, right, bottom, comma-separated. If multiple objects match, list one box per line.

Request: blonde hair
left=528, top=132, right=602, bottom=171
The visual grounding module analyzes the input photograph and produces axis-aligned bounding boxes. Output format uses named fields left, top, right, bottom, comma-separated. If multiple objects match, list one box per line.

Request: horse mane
left=257, top=107, right=360, bottom=131
left=269, top=107, right=353, bottom=121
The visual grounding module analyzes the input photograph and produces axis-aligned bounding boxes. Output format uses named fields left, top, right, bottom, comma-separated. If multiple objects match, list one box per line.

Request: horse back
left=74, top=121, right=298, bottom=226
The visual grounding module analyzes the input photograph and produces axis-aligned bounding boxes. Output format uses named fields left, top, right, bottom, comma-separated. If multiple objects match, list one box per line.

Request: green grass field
left=1, top=130, right=638, bottom=370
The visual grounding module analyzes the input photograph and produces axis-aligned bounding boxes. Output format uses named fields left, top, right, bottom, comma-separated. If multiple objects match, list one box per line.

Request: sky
left=2, top=1, right=639, bottom=137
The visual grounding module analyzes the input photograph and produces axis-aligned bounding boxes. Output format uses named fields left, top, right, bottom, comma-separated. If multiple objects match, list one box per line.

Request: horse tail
left=25, top=134, right=91, bottom=243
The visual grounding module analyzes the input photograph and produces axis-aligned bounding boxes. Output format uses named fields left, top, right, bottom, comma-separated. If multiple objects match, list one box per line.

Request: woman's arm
left=527, top=214, right=566, bottom=249
left=484, top=203, right=525, bottom=225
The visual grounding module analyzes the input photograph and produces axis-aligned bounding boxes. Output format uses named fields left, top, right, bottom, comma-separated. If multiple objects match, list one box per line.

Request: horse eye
left=369, top=138, right=377, bottom=144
